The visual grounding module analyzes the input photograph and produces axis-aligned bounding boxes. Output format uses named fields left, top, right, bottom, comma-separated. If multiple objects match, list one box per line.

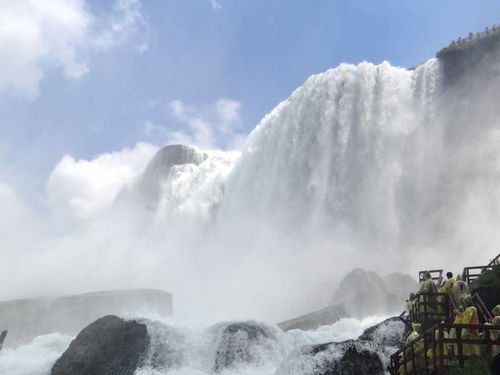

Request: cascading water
left=2, top=48, right=500, bottom=374
left=0, top=315, right=402, bottom=375
left=108, top=54, right=500, bottom=321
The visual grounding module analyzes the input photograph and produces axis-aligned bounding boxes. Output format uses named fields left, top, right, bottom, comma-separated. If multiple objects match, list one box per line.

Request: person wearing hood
left=419, top=271, right=438, bottom=312
left=492, top=305, right=500, bottom=318
left=462, top=305, right=480, bottom=356
left=399, top=323, right=424, bottom=375
left=452, top=274, right=470, bottom=309
left=443, top=272, right=455, bottom=295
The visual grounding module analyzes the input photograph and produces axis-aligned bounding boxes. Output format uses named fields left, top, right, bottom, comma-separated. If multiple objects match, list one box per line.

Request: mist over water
left=1, top=55, right=500, bottom=324
left=0, top=316, right=388, bottom=375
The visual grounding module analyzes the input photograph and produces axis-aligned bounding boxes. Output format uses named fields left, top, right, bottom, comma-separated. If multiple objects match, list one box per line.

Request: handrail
left=418, top=270, right=443, bottom=286
left=409, top=292, right=453, bottom=330
left=486, top=253, right=500, bottom=268
left=472, top=293, right=493, bottom=323
left=389, top=322, right=500, bottom=375
left=0, top=330, right=7, bottom=351
left=462, top=252, right=500, bottom=285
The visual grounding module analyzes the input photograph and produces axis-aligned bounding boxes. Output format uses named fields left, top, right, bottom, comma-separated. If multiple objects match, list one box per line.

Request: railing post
left=439, top=324, right=445, bottom=375
left=411, top=339, right=417, bottom=375
left=485, top=325, right=493, bottom=359
left=403, top=345, right=408, bottom=375
left=423, top=329, right=429, bottom=375
left=424, top=294, right=428, bottom=329
left=457, top=326, right=464, bottom=369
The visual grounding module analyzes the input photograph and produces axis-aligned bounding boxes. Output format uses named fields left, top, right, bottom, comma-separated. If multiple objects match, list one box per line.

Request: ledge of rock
left=0, top=288, right=172, bottom=348
left=51, top=315, right=149, bottom=375
left=277, top=339, right=384, bottom=375
left=277, top=303, right=348, bottom=331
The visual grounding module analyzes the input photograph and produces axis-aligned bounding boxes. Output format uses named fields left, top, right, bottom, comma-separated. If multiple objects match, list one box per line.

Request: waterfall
left=113, top=55, right=500, bottom=319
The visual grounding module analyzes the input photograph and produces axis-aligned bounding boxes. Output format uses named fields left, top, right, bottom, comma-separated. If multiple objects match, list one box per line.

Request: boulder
left=0, top=289, right=172, bottom=348
left=131, top=144, right=208, bottom=208
left=278, top=304, right=348, bottom=331
left=51, top=315, right=149, bottom=375
left=276, top=339, right=384, bottom=375
left=332, top=268, right=417, bottom=318
left=213, top=322, right=276, bottom=372
left=358, top=316, right=410, bottom=348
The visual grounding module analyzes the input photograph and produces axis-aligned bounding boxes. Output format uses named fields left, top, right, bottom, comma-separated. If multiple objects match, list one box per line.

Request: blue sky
left=1, top=0, right=500, bottom=200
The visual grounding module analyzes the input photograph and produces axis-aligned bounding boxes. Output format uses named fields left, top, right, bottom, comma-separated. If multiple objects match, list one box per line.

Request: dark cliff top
left=437, top=27, right=500, bottom=59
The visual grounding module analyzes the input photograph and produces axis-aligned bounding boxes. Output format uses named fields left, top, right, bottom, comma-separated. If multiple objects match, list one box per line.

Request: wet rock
left=358, top=316, right=410, bottom=348
left=51, top=315, right=149, bottom=375
left=278, top=304, right=348, bottom=331
left=277, top=339, right=384, bottom=375
left=213, top=322, right=276, bottom=371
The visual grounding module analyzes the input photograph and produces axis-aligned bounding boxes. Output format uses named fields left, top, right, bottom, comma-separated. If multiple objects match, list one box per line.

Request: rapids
left=0, top=316, right=391, bottom=375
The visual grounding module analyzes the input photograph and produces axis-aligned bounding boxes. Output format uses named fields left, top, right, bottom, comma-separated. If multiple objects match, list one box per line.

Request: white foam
left=0, top=333, right=72, bottom=375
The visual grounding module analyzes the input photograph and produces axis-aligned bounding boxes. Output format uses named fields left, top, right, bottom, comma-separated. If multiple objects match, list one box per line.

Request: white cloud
left=0, top=0, right=149, bottom=99
left=93, top=0, right=149, bottom=53
left=46, top=142, right=158, bottom=221
left=165, top=99, right=245, bottom=150
left=210, top=0, right=221, bottom=10
left=0, top=0, right=90, bottom=98
left=143, top=120, right=167, bottom=136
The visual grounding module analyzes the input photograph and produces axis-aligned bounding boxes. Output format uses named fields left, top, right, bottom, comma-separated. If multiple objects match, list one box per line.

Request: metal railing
left=462, top=252, right=500, bottom=285
left=473, top=293, right=494, bottom=324
left=389, top=322, right=500, bottom=375
left=418, top=270, right=443, bottom=287
left=409, top=292, right=453, bottom=332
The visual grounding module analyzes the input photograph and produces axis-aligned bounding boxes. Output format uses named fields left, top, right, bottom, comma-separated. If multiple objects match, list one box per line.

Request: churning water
left=0, top=316, right=392, bottom=375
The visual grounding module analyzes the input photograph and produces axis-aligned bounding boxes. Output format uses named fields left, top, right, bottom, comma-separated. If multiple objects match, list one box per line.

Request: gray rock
left=132, top=144, right=208, bottom=208
left=51, top=315, right=149, bottom=375
left=276, top=339, right=384, bottom=375
left=332, top=268, right=417, bottom=318
left=0, top=289, right=172, bottom=347
left=213, top=322, right=276, bottom=372
left=358, top=316, right=410, bottom=348
left=278, top=304, right=348, bottom=331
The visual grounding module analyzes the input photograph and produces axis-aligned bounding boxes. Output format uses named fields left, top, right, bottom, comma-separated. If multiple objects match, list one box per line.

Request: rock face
left=332, top=268, right=417, bottom=318
left=134, top=144, right=208, bottom=208
left=51, top=315, right=149, bottom=375
left=0, top=289, right=172, bottom=347
left=276, top=316, right=407, bottom=375
left=358, top=316, right=410, bottom=348
left=276, top=340, right=384, bottom=375
left=437, top=30, right=500, bottom=86
left=213, top=322, right=276, bottom=372
left=278, top=304, right=348, bottom=331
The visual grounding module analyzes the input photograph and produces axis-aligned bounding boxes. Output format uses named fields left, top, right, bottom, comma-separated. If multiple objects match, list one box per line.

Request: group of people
left=404, top=271, right=471, bottom=316
left=399, top=271, right=500, bottom=374
left=449, top=25, right=499, bottom=47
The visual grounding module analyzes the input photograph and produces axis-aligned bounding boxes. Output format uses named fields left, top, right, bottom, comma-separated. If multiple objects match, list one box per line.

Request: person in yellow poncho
left=437, top=286, right=448, bottom=316
left=419, top=271, right=438, bottom=312
left=491, top=316, right=500, bottom=357
left=449, top=306, right=465, bottom=356
left=462, top=305, right=480, bottom=357
left=492, top=305, right=500, bottom=318
left=443, top=272, right=455, bottom=295
left=427, top=327, right=450, bottom=369
left=451, top=274, right=470, bottom=309
left=399, top=323, right=424, bottom=375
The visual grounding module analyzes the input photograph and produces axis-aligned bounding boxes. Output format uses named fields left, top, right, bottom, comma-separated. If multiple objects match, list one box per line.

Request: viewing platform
left=389, top=253, right=500, bottom=375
